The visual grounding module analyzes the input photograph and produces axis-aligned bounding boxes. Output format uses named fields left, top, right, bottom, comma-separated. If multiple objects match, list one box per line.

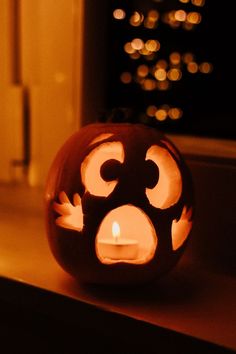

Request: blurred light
left=142, top=79, right=156, bottom=90
left=156, top=60, right=168, bottom=69
left=129, top=52, right=141, bottom=60
left=168, top=107, right=183, bottom=120
left=168, top=11, right=176, bottom=22
left=154, top=68, right=167, bottom=81
left=124, top=42, right=135, bottom=54
left=187, top=12, right=202, bottom=24
left=182, top=52, right=194, bottom=64
left=169, top=52, right=181, bottom=65
left=146, top=105, right=157, bottom=117
left=167, top=68, right=182, bottom=81
left=174, top=10, right=187, bottom=22
left=148, top=9, right=159, bottom=21
left=187, top=61, right=198, bottom=73
left=139, top=47, right=151, bottom=56
left=129, top=11, right=144, bottom=26
left=113, top=9, right=126, bottom=20
left=157, top=80, right=170, bottom=90
left=137, top=65, right=149, bottom=77
left=155, top=109, right=167, bottom=121
left=199, top=62, right=213, bottom=73
left=120, top=72, right=132, bottom=84
left=191, top=0, right=205, bottom=6
left=144, top=10, right=159, bottom=29
left=179, top=0, right=189, bottom=3
left=145, top=40, right=160, bottom=52
left=144, top=19, right=157, bottom=29
left=164, top=11, right=181, bottom=28
left=131, top=38, right=144, bottom=50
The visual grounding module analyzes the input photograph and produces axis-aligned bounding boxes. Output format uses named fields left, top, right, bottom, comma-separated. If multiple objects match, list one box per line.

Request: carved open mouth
left=95, top=204, right=158, bottom=265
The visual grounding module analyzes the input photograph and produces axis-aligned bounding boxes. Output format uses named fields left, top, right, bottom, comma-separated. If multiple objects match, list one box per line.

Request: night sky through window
left=105, top=0, right=235, bottom=139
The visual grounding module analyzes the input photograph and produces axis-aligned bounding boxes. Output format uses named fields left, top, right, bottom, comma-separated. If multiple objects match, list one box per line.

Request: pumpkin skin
left=45, top=123, right=194, bottom=285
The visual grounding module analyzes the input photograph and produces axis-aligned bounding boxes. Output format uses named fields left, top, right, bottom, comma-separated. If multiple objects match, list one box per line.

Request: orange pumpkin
left=45, top=123, right=194, bottom=285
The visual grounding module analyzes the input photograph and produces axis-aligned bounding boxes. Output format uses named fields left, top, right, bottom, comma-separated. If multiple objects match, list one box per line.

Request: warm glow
left=143, top=79, right=156, bottom=91
left=199, top=62, right=213, bottom=74
left=148, top=9, right=159, bottom=21
left=157, top=80, right=170, bottom=90
left=129, top=11, right=144, bottom=26
left=145, top=145, right=182, bottom=209
left=187, top=12, right=202, bottom=24
left=120, top=72, right=132, bottom=84
left=164, top=11, right=181, bottom=28
left=146, top=105, right=157, bottom=117
left=137, top=65, right=149, bottom=77
left=154, top=68, right=167, bottom=81
left=145, top=40, right=160, bottom=52
left=113, top=9, right=126, bottom=20
left=168, top=108, right=183, bottom=120
left=112, top=221, right=120, bottom=242
left=167, top=68, right=182, bottom=81
left=191, top=0, right=205, bottom=6
left=130, top=52, right=141, bottom=60
left=187, top=61, right=198, bottom=73
left=179, top=0, right=189, bottom=3
left=169, top=52, right=181, bottom=65
left=81, top=141, right=124, bottom=197
left=96, top=205, right=157, bottom=264
left=155, top=109, right=167, bottom=121
left=124, top=42, right=135, bottom=54
left=174, top=10, right=187, bottom=22
left=172, top=206, right=193, bottom=250
left=144, top=10, right=159, bottom=29
left=156, top=60, right=168, bottom=69
left=90, top=134, right=114, bottom=146
left=131, top=38, right=144, bottom=50
left=139, top=47, right=151, bottom=56
left=54, top=72, right=66, bottom=83
left=53, top=191, right=83, bottom=232
left=182, top=52, right=194, bottom=64
left=167, top=11, right=176, bottom=22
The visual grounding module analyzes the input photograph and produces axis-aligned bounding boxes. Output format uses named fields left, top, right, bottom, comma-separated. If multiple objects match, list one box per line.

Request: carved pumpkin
left=45, top=123, right=194, bottom=285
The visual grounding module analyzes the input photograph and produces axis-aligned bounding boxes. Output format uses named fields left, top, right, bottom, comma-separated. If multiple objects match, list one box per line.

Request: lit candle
left=98, top=221, right=138, bottom=260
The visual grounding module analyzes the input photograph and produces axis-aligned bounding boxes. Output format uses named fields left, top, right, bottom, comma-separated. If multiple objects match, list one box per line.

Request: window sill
left=0, top=182, right=235, bottom=353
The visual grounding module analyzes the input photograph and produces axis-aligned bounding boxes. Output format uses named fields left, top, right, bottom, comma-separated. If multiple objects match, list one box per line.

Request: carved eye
left=81, top=142, right=124, bottom=197
left=145, top=145, right=182, bottom=209
left=171, top=206, right=193, bottom=250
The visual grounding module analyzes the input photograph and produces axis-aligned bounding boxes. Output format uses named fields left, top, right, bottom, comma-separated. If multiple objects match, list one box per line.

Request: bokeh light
left=120, top=72, right=132, bottom=84
left=113, top=9, right=126, bottom=20
left=187, top=61, right=198, bottom=73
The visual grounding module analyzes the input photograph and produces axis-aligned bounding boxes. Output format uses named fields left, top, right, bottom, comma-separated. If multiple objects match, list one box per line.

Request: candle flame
left=112, top=221, right=120, bottom=242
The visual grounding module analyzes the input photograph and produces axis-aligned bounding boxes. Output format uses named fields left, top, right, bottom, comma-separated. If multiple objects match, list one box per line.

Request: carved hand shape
left=53, top=191, right=83, bottom=232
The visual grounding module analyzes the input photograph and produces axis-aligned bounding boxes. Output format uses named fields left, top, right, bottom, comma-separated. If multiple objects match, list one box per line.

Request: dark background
left=105, top=0, right=235, bottom=139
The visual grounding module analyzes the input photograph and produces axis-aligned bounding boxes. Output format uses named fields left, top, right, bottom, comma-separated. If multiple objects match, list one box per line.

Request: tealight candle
left=98, top=221, right=139, bottom=260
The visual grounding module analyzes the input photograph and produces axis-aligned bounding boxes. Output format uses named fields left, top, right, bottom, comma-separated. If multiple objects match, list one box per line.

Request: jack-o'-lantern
left=45, top=123, right=194, bottom=285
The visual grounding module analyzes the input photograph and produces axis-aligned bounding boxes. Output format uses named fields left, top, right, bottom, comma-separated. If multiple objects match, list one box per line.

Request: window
left=106, top=0, right=235, bottom=139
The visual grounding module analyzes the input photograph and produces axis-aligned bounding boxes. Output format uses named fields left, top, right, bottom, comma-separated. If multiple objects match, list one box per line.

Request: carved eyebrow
left=89, top=133, right=114, bottom=146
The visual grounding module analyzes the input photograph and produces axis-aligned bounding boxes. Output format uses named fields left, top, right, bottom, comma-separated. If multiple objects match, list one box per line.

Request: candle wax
left=98, top=239, right=138, bottom=260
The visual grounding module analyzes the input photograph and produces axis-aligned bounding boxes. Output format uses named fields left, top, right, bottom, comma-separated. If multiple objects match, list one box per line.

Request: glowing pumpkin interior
left=96, top=205, right=157, bottom=264
left=53, top=134, right=192, bottom=265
